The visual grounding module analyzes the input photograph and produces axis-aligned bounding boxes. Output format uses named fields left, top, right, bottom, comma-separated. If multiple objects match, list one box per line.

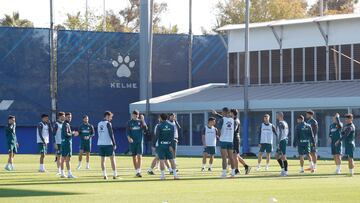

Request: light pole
left=243, top=0, right=250, bottom=153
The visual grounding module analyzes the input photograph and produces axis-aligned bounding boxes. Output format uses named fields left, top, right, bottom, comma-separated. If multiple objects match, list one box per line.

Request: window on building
left=305, top=47, right=314, bottom=81
left=317, top=46, right=326, bottom=81
left=229, top=53, right=237, bottom=84
left=250, top=51, right=259, bottom=84
left=341, top=44, right=351, bottom=80
left=177, top=114, right=190, bottom=145
left=294, top=48, right=303, bottom=82
left=192, top=113, right=205, bottom=146
left=261, top=51, right=269, bottom=84
left=329, top=45, right=339, bottom=80
left=354, top=44, right=360, bottom=79
left=239, top=52, right=245, bottom=85
left=271, top=50, right=280, bottom=83
left=283, top=49, right=292, bottom=83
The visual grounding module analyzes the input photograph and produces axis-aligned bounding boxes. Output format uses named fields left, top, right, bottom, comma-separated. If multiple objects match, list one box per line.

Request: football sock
left=284, top=160, right=288, bottom=171
left=277, top=159, right=284, bottom=169
left=113, top=170, right=117, bottom=177
left=102, top=170, right=107, bottom=177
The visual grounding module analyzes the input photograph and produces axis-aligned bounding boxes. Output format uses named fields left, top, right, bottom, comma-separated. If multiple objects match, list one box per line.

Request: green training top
left=127, top=119, right=146, bottom=143
left=79, top=123, right=95, bottom=140
left=155, top=121, right=174, bottom=146
left=5, top=123, right=17, bottom=146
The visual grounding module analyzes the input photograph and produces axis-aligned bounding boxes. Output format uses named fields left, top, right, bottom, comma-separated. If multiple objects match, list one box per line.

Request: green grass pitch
left=0, top=154, right=359, bottom=203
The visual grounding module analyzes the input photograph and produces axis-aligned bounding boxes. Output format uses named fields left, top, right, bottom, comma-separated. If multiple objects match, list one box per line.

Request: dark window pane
left=317, top=46, right=326, bottom=81
left=305, top=47, right=314, bottom=81
left=192, top=113, right=205, bottom=146
left=271, top=50, right=280, bottom=83
left=177, top=114, right=190, bottom=145
left=239, top=52, right=245, bottom=85
left=229, top=53, right=237, bottom=84
left=341, top=44, right=351, bottom=80
left=250, top=51, right=259, bottom=84
left=283, top=49, right=292, bottom=83
left=354, top=44, right=360, bottom=79
left=261, top=51, right=269, bottom=84
left=329, top=45, right=339, bottom=80
left=294, top=48, right=303, bottom=82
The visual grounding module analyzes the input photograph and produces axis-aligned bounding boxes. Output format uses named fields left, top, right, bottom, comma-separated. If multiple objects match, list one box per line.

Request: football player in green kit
left=294, top=115, right=315, bottom=174
left=77, top=115, right=95, bottom=170
left=329, top=113, right=343, bottom=174
left=336, top=114, right=356, bottom=176
left=60, top=112, right=79, bottom=178
left=155, top=113, right=179, bottom=180
left=5, top=115, right=18, bottom=171
left=127, top=110, right=147, bottom=177
left=306, top=110, right=318, bottom=171
left=275, top=112, right=289, bottom=176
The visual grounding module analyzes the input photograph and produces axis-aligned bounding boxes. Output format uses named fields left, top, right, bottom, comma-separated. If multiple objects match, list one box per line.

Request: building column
left=272, top=110, right=277, bottom=147
left=291, top=111, right=295, bottom=147
left=189, top=112, right=193, bottom=146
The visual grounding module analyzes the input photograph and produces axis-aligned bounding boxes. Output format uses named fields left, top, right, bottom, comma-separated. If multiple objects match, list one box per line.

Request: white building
left=131, top=14, right=360, bottom=158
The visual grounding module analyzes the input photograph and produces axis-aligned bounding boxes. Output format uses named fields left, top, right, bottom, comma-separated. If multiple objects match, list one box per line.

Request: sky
left=0, top=0, right=359, bottom=34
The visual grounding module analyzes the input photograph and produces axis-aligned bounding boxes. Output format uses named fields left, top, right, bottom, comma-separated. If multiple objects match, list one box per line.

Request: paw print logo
left=112, top=54, right=135, bottom=78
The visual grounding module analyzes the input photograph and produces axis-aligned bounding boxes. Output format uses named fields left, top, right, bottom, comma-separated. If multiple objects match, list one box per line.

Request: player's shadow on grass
left=0, top=188, right=82, bottom=198
left=0, top=172, right=349, bottom=187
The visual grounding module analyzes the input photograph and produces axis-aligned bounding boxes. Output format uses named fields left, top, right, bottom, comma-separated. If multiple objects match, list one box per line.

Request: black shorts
left=233, top=137, right=240, bottom=154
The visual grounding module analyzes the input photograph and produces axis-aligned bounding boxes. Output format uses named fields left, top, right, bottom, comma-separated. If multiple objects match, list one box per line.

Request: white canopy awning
left=130, top=81, right=360, bottom=113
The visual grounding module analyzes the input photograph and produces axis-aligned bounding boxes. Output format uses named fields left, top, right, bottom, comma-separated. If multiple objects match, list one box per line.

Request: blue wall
left=0, top=27, right=227, bottom=154
left=0, top=126, right=128, bottom=154
left=0, top=27, right=51, bottom=126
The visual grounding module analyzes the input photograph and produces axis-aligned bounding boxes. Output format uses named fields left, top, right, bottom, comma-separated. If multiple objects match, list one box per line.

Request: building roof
left=217, top=13, right=360, bottom=31
left=130, top=81, right=360, bottom=112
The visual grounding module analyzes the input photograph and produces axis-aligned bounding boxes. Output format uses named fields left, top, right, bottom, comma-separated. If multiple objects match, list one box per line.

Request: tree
left=61, top=0, right=177, bottom=34
left=153, top=24, right=179, bottom=34
left=63, top=10, right=102, bottom=31
left=214, top=0, right=307, bottom=28
left=308, top=0, right=359, bottom=16
left=0, top=11, right=33, bottom=27
left=118, top=0, right=171, bottom=33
